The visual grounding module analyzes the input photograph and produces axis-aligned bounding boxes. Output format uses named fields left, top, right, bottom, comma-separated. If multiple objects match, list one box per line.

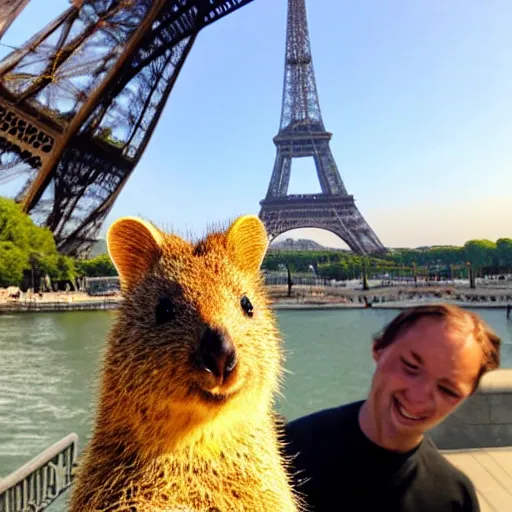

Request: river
left=1, top=308, right=511, bottom=509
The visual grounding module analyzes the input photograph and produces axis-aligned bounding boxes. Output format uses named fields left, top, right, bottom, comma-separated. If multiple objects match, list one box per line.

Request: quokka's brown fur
left=68, top=215, right=303, bottom=512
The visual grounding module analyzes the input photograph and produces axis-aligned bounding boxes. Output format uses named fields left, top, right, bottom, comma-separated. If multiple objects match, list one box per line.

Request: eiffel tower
left=0, top=0, right=255, bottom=256
left=259, top=0, right=385, bottom=255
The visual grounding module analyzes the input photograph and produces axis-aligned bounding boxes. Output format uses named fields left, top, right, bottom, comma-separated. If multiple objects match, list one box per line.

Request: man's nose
left=406, top=380, right=434, bottom=407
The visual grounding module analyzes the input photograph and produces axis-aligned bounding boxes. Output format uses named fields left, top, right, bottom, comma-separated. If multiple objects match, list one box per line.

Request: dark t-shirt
left=282, top=400, right=479, bottom=511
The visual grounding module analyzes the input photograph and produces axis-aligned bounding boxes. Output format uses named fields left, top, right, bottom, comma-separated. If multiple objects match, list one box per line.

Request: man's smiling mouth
left=393, top=396, right=428, bottom=421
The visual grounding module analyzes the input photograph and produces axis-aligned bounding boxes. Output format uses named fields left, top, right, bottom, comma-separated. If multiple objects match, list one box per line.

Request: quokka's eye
left=156, top=297, right=175, bottom=325
left=240, top=295, right=254, bottom=317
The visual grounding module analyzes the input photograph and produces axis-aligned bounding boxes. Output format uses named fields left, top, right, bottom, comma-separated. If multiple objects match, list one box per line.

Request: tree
left=261, top=237, right=512, bottom=285
left=75, top=254, right=117, bottom=277
left=464, top=240, right=497, bottom=276
left=56, top=254, right=77, bottom=282
left=0, top=242, right=28, bottom=287
left=362, top=258, right=369, bottom=291
left=0, top=197, right=73, bottom=287
left=496, top=238, right=512, bottom=269
left=285, top=262, right=293, bottom=297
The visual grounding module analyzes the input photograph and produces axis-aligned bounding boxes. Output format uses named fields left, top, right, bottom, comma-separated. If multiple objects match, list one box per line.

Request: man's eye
left=439, top=386, right=459, bottom=399
left=156, top=297, right=175, bottom=325
left=401, top=357, right=419, bottom=372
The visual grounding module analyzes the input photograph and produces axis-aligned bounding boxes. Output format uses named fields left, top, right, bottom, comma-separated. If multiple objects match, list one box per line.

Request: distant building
left=268, top=238, right=349, bottom=252
left=85, top=276, right=120, bottom=296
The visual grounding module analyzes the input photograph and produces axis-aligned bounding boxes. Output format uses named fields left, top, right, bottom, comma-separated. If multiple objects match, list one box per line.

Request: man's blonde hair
left=373, top=304, right=501, bottom=389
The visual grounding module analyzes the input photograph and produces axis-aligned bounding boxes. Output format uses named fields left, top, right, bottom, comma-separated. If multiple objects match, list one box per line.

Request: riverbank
left=270, top=284, right=512, bottom=311
left=0, top=290, right=119, bottom=313
left=1, top=285, right=512, bottom=313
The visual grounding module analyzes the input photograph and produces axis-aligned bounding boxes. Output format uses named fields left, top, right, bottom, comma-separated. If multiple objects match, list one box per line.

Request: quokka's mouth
left=191, top=382, right=242, bottom=404
left=198, top=388, right=233, bottom=403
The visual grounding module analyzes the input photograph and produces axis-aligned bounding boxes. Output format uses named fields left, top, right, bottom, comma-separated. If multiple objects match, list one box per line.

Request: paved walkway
left=443, top=447, right=512, bottom=512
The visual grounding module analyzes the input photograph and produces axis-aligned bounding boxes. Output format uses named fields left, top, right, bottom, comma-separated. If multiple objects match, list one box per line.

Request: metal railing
left=0, top=433, right=78, bottom=512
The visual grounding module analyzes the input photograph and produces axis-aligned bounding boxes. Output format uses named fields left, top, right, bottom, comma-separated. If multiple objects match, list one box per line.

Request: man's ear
left=372, top=340, right=384, bottom=363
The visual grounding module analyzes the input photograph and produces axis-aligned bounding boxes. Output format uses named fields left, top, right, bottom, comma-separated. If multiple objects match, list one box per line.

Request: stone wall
left=431, top=369, right=512, bottom=450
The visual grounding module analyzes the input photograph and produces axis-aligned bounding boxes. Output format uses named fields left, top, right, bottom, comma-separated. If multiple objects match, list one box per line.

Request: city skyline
left=1, top=0, right=511, bottom=249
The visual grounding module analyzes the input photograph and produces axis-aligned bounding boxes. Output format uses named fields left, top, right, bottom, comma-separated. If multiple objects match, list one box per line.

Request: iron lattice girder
left=259, top=195, right=385, bottom=256
left=259, top=0, right=385, bottom=255
left=265, top=138, right=348, bottom=198
left=280, top=0, right=324, bottom=132
left=0, top=0, right=255, bottom=256
left=273, top=131, right=331, bottom=154
left=0, top=0, right=31, bottom=39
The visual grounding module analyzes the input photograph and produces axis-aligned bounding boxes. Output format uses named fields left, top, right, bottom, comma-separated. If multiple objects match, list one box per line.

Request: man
left=283, top=304, right=501, bottom=512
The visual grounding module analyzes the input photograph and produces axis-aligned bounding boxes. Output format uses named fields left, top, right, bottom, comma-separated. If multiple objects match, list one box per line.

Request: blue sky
left=1, top=0, right=511, bottom=249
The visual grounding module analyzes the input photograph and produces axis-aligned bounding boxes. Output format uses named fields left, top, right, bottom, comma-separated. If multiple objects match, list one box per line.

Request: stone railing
left=431, top=369, right=512, bottom=450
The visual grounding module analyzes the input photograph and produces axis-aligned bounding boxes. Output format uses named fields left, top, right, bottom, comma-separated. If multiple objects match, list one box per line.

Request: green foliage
left=0, top=242, right=28, bottom=287
left=0, top=197, right=76, bottom=287
left=263, top=236, right=512, bottom=282
left=390, top=246, right=464, bottom=267
left=55, top=254, right=77, bottom=281
left=75, top=253, right=117, bottom=277
left=362, top=258, right=369, bottom=290
left=496, top=238, right=512, bottom=268
left=463, top=239, right=497, bottom=268
left=0, top=197, right=120, bottom=285
left=263, top=250, right=330, bottom=272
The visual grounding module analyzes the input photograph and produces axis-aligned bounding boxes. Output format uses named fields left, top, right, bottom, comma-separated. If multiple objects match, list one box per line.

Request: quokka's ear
left=107, top=217, right=164, bottom=292
left=225, top=215, right=269, bottom=274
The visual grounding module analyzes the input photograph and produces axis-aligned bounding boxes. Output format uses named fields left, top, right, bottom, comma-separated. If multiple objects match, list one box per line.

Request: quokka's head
left=105, top=215, right=284, bottom=430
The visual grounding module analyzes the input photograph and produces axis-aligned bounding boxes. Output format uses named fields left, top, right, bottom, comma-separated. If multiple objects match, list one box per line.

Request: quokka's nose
left=198, top=327, right=237, bottom=383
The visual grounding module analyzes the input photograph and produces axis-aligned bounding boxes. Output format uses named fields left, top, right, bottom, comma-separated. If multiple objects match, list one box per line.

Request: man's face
left=368, top=317, right=483, bottom=449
